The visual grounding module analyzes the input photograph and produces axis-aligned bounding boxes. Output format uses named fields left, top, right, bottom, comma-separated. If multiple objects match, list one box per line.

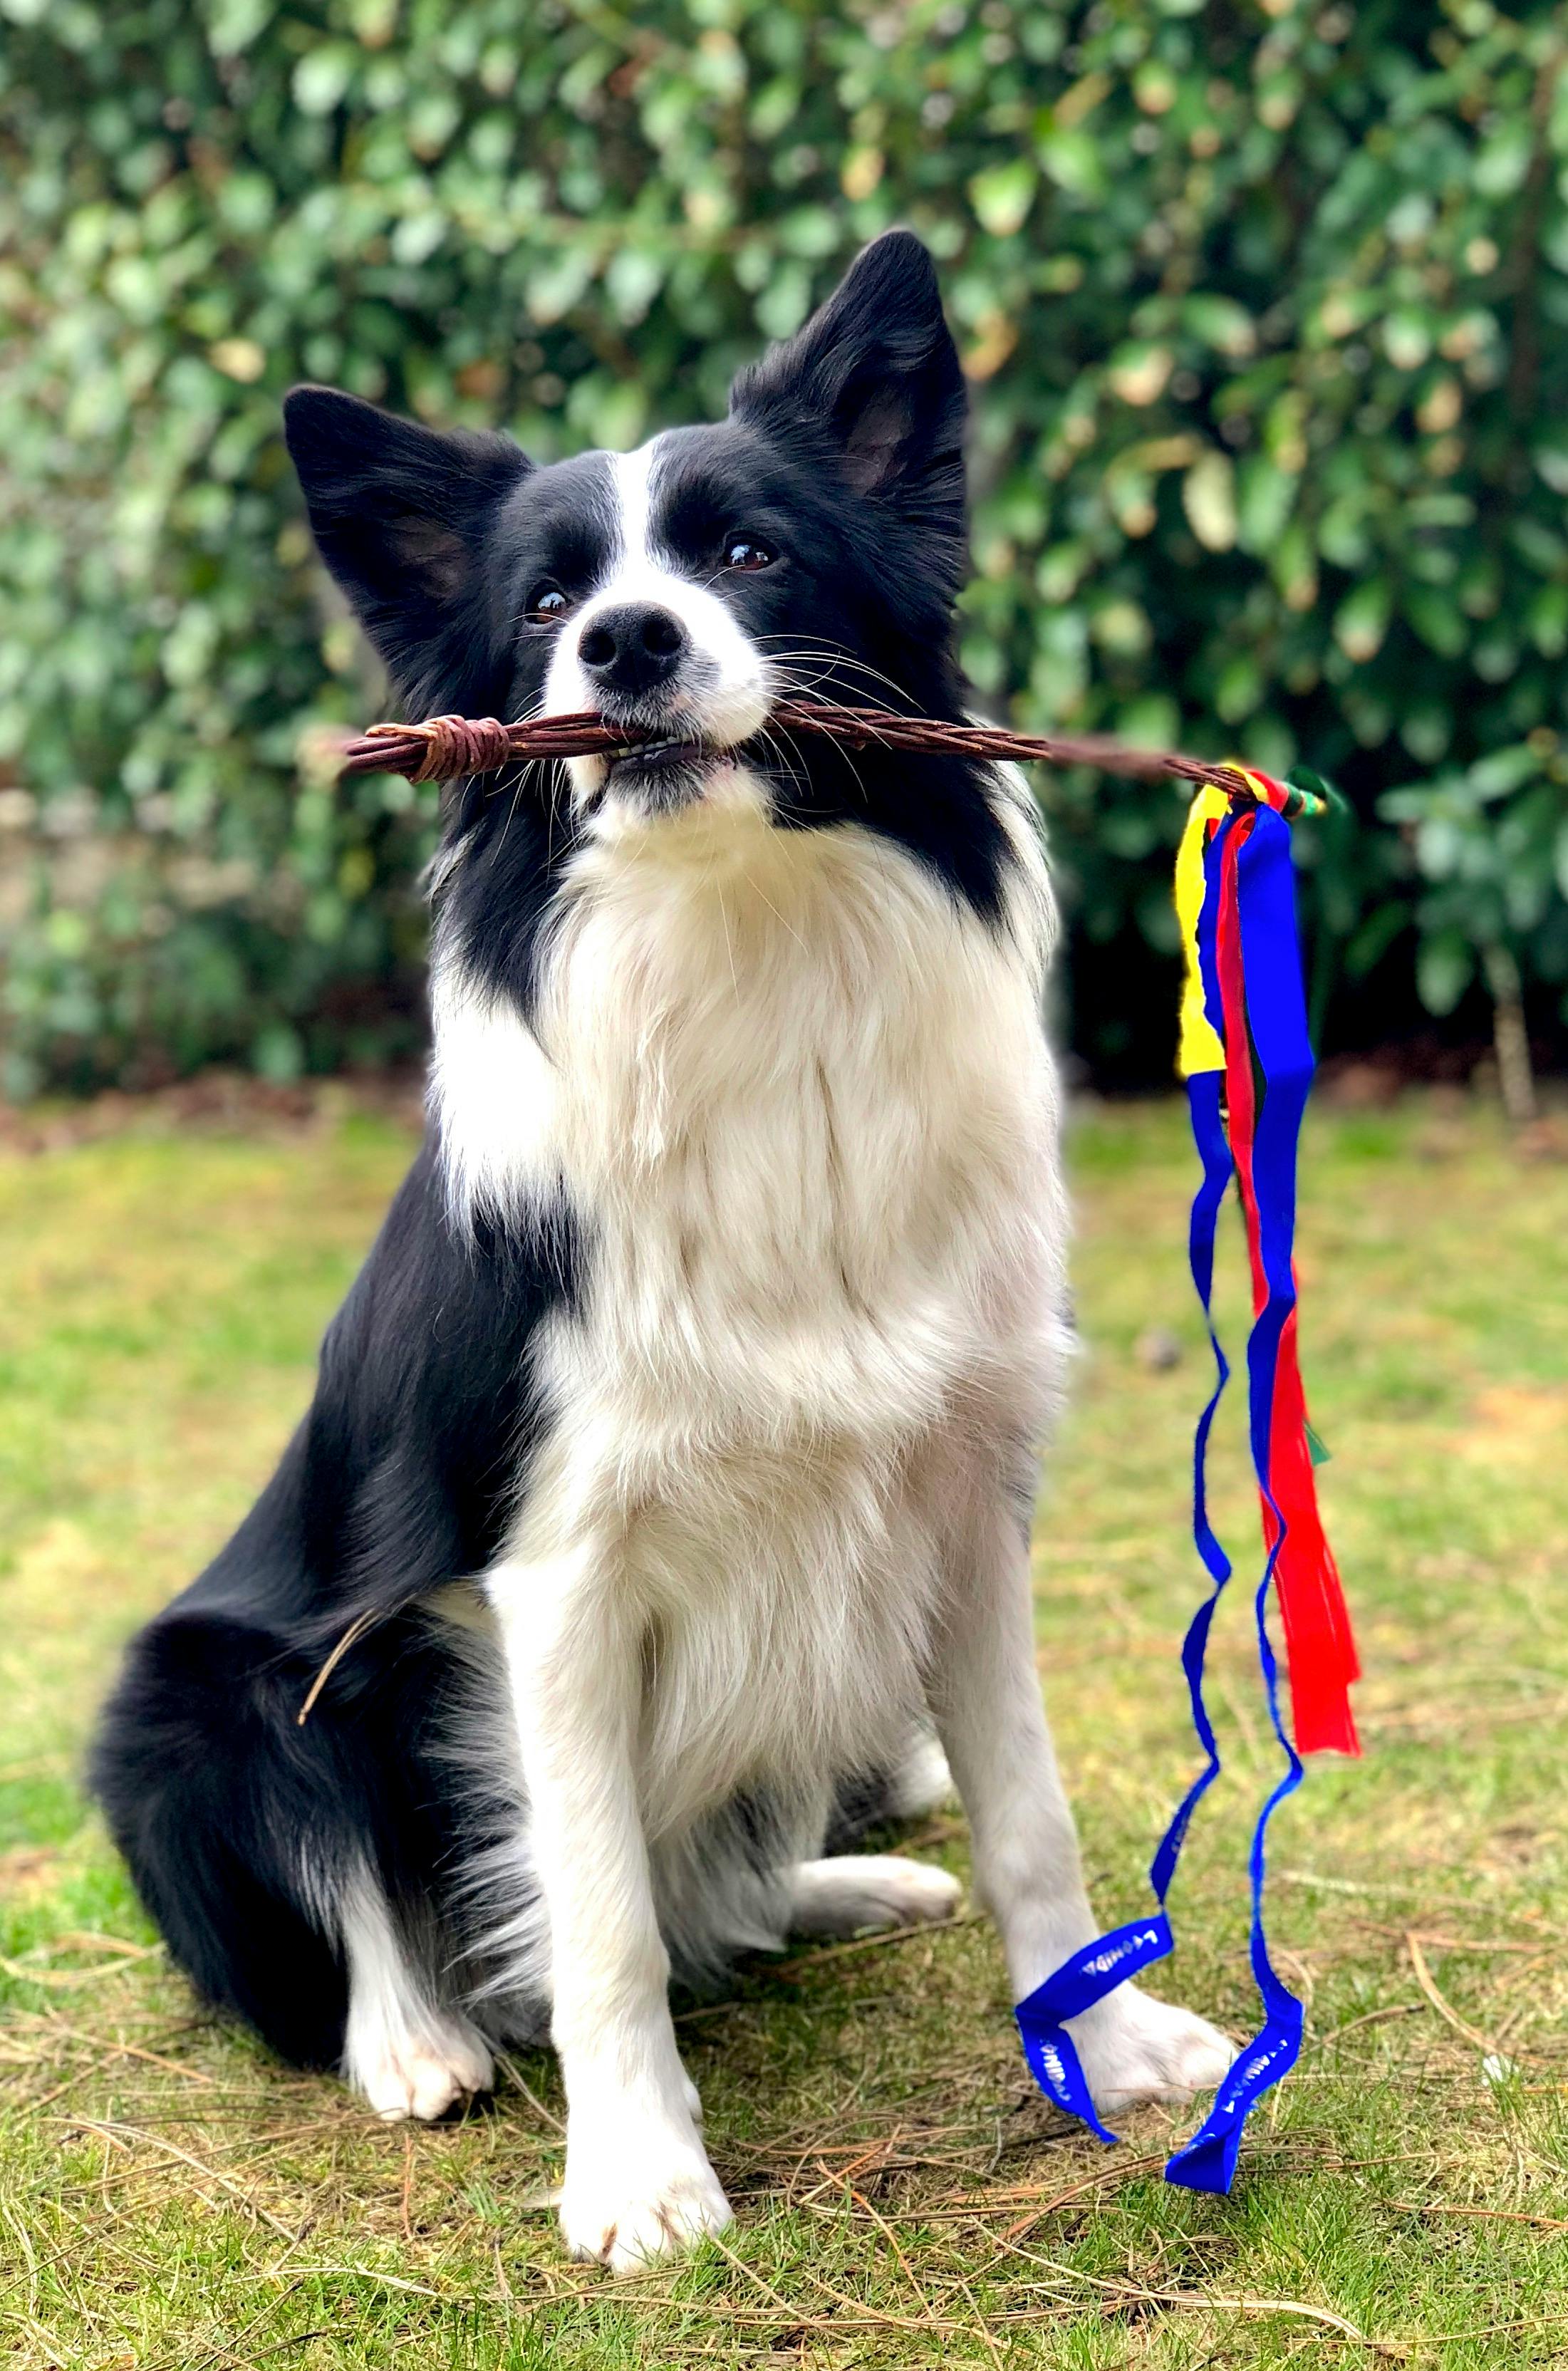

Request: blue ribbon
left=1165, top=806, right=1312, bottom=2191
left=1017, top=805, right=1316, bottom=2195
left=1014, top=836, right=1236, bottom=2144
left=1015, top=1912, right=1178, bottom=2145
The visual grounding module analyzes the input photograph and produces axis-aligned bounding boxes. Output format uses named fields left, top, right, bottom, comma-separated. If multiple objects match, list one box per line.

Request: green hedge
left=2, top=0, right=1565, bottom=1093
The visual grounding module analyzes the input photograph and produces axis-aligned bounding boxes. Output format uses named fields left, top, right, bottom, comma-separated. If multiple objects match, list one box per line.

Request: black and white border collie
left=94, top=232, right=1230, bottom=2270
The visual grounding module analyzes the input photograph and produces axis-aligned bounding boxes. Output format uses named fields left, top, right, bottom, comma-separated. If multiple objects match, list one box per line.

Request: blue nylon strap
left=1165, top=807, right=1311, bottom=2194
left=1151, top=1062, right=1235, bottom=1911
left=1015, top=806, right=1317, bottom=2189
left=1014, top=835, right=1238, bottom=2151
left=1162, top=1639, right=1304, bottom=2191
left=1014, top=1915, right=1175, bottom=2144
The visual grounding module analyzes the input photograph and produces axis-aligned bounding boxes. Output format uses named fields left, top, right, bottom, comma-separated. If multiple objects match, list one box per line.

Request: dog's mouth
left=580, top=692, right=783, bottom=815
left=595, top=732, right=737, bottom=814
left=603, top=735, right=712, bottom=783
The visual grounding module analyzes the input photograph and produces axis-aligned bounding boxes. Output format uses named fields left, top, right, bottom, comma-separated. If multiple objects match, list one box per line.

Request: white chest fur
left=436, top=785, right=1069, bottom=1818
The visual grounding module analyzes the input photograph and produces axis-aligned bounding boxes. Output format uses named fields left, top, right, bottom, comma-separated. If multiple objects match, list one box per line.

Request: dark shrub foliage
left=1, top=0, right=1564, bottom=1091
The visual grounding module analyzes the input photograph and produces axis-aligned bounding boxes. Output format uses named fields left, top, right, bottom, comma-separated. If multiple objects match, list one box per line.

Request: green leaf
left=605, top=247, right=664, bottom=326
left=1033, top=123, right=1106, bottom=200
left=1468, top=746, right=1540, bottom=801
left=525, top=249, right=593, bottom=326
left=1382, top=310, right=1432, bottom=371
left=1235, top=457, right=1295, bottom=554
left=1216, top=653, right=1262, bottom=722
left=1334, top=578, right=1392, bottom=664
left=1181, top=294, right=1255, bottom=358
left=1532, top=436, right=1568, bottom=497
left=753, top=264, right=811, bottom=341
left=291, top=44, right=357, bottom=117
left=207, top=0, right=274, bottom=57
left=968, top=160, right=1037, bottom=238
left=1473, top=119, right=1532, bottom=199
left=777, top=205, right=841, bottom=259
left=1402, top=586, right=1467, bottom=660
left=1182, top=452, right=1237, bottom=552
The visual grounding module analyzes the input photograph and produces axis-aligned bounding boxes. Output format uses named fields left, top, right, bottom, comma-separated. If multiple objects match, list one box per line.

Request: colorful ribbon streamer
left=1016, top=764, right=1359, bottom=2193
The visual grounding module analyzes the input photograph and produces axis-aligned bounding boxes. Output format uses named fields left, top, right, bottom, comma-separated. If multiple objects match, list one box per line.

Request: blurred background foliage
left=1, top=0, right=1566, bottom=1094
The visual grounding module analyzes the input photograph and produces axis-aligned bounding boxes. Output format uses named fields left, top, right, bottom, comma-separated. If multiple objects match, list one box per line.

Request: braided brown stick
left=339, top=700, right=1308, bottom=809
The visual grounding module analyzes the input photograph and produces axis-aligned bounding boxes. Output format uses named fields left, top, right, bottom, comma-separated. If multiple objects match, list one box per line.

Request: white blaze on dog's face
left=537, top=438, right=774, bottom=833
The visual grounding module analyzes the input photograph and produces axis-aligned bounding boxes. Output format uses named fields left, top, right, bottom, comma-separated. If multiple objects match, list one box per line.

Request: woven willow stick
left=336, top=699, right=1326, bottom=816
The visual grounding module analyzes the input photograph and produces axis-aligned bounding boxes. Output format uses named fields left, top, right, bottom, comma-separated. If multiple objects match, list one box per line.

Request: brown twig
left=61, top=2117, right=301, bottom=2243
left=24, top=2020, right=214, bottom=2090
left=999, top=2152, right=1168, bottom=2240
left=334, top=700, right=1322, bottom=811
left=983, top=2238, right=1381, bottom=2350
left=702, top=2225, right=972, bottom=2340
left=296, top=1607, right=383, bottom=1727
left=1406, top=1932, right=1504, bottom=2058
left=0, top=1949, right=164, bottom=1990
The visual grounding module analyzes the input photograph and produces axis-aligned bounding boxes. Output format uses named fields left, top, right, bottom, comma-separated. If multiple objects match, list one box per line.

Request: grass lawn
left=2, top=1089, right=1567, bottom=2367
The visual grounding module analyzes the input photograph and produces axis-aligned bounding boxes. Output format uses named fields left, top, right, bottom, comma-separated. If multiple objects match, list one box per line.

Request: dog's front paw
left=560, top=2121, right=733, bottom=2272
left=348, top=2013, right=494, bottom=2122
left=1071, top=1983, right=1235, bottom=2113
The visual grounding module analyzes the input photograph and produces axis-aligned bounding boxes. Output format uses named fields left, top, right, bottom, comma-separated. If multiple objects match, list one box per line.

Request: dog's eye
left=526, top=583, right=571, bottom=621
left=722, top=538, right=774, bottom=571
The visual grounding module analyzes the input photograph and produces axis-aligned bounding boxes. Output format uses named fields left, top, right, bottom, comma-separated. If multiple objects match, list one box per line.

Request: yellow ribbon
left=1174, top=784, right=1230, bottom=1080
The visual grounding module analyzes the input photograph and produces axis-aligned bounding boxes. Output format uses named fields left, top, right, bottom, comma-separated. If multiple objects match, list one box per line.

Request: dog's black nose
left=578, top=603, right=688, bottom=699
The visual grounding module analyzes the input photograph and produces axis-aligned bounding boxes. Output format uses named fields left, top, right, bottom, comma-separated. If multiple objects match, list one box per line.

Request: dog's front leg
left=490, top=1553, right=732, bottom=2271
left=930, top=1498, right=1234, bottom=2113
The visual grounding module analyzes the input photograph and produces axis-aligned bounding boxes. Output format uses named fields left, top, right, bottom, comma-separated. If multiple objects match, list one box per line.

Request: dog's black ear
left=730, top=229, right=967, bottom=561
left=283, top=386, right=531, bottom=711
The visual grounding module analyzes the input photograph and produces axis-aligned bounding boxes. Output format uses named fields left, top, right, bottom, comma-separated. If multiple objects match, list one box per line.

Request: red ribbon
left=1214, top=819, right=1360, bottom=1758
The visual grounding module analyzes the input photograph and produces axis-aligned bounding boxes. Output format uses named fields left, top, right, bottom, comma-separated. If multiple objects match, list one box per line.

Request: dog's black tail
left=90, top=1605, right=457, bottom=2068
